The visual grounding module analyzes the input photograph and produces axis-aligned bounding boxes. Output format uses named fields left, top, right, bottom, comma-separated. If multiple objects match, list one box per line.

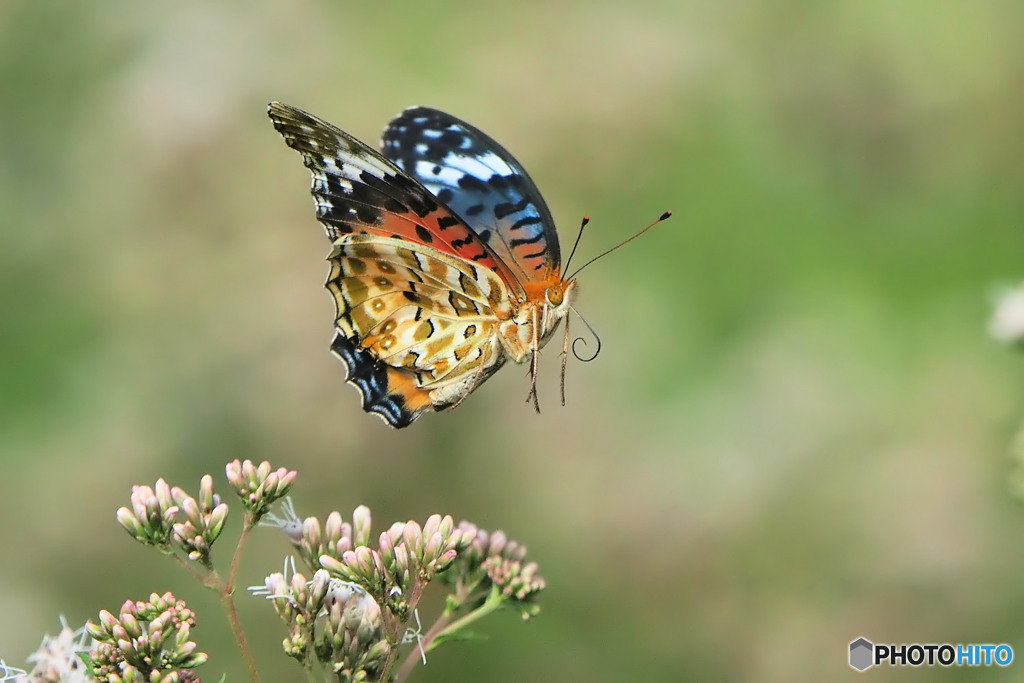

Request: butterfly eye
left=545, top=286, right=564, bottom=306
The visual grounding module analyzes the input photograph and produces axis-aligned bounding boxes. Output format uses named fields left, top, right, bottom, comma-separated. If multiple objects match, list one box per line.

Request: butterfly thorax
left=497, top=279, right=577, bottom=362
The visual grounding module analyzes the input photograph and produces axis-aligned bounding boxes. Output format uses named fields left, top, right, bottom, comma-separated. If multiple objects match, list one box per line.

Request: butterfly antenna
left=567, top=211, right=672, bottom=281
left=569, top=306, right=602, bottom=362
left=561, top=215, right=590, bottom=277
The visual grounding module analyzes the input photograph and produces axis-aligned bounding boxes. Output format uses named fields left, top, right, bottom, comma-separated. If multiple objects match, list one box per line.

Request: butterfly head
left=537, top=278, right=577, bottom=343
left=545, top=279, right=573, bottom=307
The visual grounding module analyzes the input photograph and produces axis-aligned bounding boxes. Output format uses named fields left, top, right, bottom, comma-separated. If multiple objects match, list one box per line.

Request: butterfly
left=268, top=102, right=668, bottom=428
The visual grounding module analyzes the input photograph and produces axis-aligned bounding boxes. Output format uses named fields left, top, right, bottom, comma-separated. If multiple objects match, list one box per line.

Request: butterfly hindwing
left=329, top=333, right=432, bottom=428
left=326, top=234, right=510, bottom=422
left=381, top=107, right=561, bottom=285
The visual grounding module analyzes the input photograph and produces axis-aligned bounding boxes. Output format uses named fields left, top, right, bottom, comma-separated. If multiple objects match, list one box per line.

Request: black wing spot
left=355, top=204, right=381, bottom=224
left=436, top=188, right=454, bottom=204
left=509, top=215, right=543, bottom=231
left=415, top=225, right=433, bottom=243
left=437, top=215, right=461, bottom=230
left=487, top=174, right=513, bottom=191
left=509, top=232, right=544, bottom=248
left=457, top=174, right=488, bottom=193
left=493, top=197, right=531, bottom=219
left=440, top=130, right=464, bottom=148
left=402, top=291, right=420, bottom=303
left=465, top=203, right=485, bottom=216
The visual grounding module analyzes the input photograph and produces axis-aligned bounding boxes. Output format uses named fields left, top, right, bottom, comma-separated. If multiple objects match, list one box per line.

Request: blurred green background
left=2, top=0, right=1023, bottom=680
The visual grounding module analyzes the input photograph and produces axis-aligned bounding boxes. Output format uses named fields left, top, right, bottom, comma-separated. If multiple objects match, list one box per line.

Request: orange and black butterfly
left=269, top=103, right=667, bottom=428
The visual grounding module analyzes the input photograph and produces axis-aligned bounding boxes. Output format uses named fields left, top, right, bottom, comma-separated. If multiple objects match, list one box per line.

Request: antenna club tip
left=659, top=211, right=672, bottom=221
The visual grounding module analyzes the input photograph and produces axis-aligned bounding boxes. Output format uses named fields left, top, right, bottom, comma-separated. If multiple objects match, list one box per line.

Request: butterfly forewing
left=268, top=103, right=521, bottom=291
left=381, top=107, right=561, bottom=286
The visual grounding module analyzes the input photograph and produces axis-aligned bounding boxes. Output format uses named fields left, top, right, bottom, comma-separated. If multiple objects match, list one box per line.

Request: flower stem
left=220, top=516, right=259, bottom=681
left=429, top=586, right=504, bottom=648
left=392, top=586, right=503, bottom=683
left=227, top=515, right=254, bottom=589
left=392, top=612, right=453, bottom=683
left=219, top=585, right=260, bottom=682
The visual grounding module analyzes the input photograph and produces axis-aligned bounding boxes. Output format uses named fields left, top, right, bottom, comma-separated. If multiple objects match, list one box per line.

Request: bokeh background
left=2, top=0, right=1023, bottom=680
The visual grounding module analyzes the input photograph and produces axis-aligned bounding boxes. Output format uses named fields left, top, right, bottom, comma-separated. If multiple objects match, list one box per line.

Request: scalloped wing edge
left=330, top=332, right=433, bottom=428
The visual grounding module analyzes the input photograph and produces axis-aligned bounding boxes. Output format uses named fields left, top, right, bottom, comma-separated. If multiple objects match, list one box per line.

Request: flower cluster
left=225, top=460, right=297, bottom=519
left=86, top=593, right=206, bottom=682
left=320, top=579, right=390, bottom=681
left=318, top=511, right=468, bottom=616
left=25, top=461, right=546, bottom=682
left=116, top=461, right=295, bottom=568
left=116, top=477, right=228, bottom=567
left=443, top=523, right=546, bottom=620
left=253, top=563, right=390, bottom=681
left=257, top=503, right=546, bottom=679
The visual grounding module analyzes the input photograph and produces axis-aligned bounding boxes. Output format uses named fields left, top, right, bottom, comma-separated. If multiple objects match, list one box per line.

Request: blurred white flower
left=990, top=284, right=1024, bottom=345
left=24, top=619, right=93, bottom=683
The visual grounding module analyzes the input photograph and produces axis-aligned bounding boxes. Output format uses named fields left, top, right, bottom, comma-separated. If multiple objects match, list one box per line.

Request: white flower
left=990, top=284, right=1024, bottom=344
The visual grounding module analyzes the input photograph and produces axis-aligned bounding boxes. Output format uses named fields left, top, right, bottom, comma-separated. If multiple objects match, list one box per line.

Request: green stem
left=390, top=579, right=471, bottom=682
left=173, top=555, right=210, bottom=584
left=428, top=586, right=504, bottom=650
left=392, top=586, right=504, bottom=682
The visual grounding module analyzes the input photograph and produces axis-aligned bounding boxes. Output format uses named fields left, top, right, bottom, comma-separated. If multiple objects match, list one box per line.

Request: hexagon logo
left=849, top=637, right=874, bottom=671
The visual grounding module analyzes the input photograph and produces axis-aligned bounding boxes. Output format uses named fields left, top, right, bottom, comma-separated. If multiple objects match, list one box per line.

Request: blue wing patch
left=381, top=107, right=561, bottom=284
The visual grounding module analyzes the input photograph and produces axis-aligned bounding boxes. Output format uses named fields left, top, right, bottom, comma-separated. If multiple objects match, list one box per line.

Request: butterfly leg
left=560, top=315, right=569, bottom=407
left=525, top=307, right=541, bottom=413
